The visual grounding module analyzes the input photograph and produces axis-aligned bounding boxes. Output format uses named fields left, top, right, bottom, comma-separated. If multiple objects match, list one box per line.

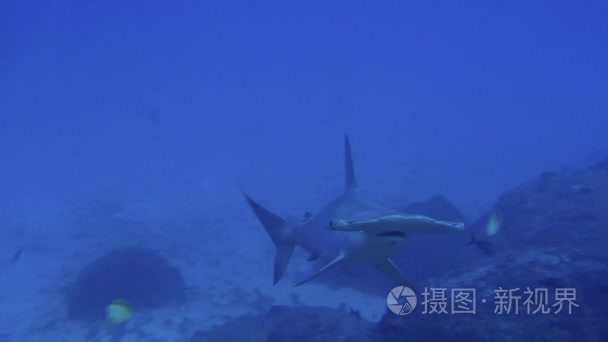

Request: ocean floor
left=3, top=156, right=607, bottom=341
left=0, top=175, right=391, bottom=341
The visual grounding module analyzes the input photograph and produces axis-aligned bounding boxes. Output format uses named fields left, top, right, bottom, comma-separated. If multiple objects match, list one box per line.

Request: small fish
left=467, top=233, right=495, bottom=256
left=486, top=211, right=502, bottom=237
left=11, top=247, right=24, bottom=263
left=106, top=299, right=133, bottom=325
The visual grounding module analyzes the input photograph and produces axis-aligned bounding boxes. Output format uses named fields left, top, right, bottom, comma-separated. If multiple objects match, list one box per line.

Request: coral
left=67, top=247, right=186, bottom=320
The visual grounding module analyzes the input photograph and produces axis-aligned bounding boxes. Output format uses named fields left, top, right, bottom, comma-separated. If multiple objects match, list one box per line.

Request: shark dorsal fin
left=344, top=134, right=357, bottom=192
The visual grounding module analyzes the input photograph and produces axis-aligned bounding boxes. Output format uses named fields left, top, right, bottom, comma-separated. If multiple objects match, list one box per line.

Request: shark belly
left=294, top=192, right=407, bottom=265
left=341, top=231, right=407, bottom=263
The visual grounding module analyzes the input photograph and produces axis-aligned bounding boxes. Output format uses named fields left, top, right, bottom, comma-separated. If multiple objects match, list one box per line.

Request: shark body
left=242, top=135, right=464, bottom=287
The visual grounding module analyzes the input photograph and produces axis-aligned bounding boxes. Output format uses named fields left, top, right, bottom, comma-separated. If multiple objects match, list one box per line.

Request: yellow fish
left=106, top=299, right=133, bottom=324
left=486, top=210, right=502, bottom=237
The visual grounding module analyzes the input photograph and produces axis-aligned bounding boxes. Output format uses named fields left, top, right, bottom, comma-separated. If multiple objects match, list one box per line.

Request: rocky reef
left=191, top=305, right=372, bottom=341
left=67, top=247, right=187, bottom=321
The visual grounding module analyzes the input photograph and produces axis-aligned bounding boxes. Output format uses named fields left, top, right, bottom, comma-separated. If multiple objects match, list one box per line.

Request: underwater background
left=1, top=1, right=607, bottom=341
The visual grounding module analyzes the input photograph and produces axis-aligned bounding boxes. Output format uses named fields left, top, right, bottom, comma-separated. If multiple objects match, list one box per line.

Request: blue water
left=1, top=1, right=607, bottom=341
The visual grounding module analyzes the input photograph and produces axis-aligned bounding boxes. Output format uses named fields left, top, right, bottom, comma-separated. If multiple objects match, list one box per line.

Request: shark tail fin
left=242, top=192, right=295, bottom=285
left=344, top=134, right=358, bottom=192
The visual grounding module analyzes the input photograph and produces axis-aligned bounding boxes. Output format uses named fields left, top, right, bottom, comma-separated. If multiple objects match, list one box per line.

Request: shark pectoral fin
left=307, top=251, right=320, bottom=262
left=295, top=251, right=346, bottom=287
left=275, top=244, right=295, bottom=285
left=374, top=259, right=415, bottom=289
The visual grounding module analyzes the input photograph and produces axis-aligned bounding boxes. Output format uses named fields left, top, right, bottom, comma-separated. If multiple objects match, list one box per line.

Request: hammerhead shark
left=242, top=135, right=464, bottom=287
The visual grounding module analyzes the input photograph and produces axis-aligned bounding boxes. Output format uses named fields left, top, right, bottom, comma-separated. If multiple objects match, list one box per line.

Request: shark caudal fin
left=344, top=134, right=358, bottom=192
left=242, top=192, right=295, bottom=285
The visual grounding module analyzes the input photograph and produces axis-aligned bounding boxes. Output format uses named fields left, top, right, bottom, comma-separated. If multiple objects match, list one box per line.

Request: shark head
left=330, top=213, right=464, bottom=236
